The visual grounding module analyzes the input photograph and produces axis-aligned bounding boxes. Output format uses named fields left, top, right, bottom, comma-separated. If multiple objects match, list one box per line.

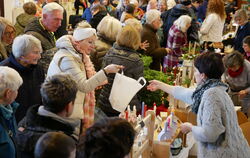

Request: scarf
left=82, top=52, right=96, bottom=129
left=228, top=66, right=243, bottom=78
left=191, top=79, right=227, bottom=114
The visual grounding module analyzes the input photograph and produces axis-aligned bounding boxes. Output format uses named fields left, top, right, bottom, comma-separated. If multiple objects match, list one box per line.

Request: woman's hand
left=165, top=48, right=171, bottom=53
left=180, top=122, right=193, bottom=134
left=140, top=40, right=149, bottom=51
left=239, top=90, right=248, bottom=99
left=147, top=80, right=163, bottom=91
left=104, top=64, right=124, bottom=74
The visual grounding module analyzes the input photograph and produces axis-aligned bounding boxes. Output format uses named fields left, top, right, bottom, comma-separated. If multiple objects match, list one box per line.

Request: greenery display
left=181, top=43, right=201, bottom=60
left=140, top=56, right=174, bottom=106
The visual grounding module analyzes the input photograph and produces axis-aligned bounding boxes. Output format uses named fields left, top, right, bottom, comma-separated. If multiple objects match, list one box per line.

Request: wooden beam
left=0, top=0, right=4, bottom=17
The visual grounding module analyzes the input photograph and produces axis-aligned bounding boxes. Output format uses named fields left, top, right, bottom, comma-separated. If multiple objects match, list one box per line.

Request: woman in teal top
left=0, top=66, right=23, bottom=158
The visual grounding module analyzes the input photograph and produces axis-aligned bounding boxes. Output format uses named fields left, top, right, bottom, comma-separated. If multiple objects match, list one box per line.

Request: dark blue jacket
left=0, top=54, right=45, bottom=123
left=234, top=22, right=250, bottom=54
left=0, top=102, right=19, bottom=158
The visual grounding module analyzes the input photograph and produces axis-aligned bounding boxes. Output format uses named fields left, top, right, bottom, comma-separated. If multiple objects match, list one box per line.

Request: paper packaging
left=109, top=71, right=146, bottom=112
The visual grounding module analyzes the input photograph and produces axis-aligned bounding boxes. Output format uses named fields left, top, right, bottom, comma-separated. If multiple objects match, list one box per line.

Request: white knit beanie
left=73, top=28, right=97, bottom=41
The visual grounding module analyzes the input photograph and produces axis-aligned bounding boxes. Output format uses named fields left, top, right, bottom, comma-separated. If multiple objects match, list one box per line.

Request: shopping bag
left=109, top=71, right=146, bottom=112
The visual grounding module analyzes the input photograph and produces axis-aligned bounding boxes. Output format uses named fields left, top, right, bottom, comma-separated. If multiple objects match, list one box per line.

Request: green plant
left=140, top=56, right=174, bottom=106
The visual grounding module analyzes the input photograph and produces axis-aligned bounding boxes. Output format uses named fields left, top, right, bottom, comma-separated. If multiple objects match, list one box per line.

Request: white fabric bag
left=109, top=71, right=146, bottom=112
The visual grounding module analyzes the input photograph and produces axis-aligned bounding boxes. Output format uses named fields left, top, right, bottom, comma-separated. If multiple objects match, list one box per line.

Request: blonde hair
left=174, top=15, right=192, bottom=32
left=0, top=17, right=14, bottom=41
left=124, top=18, right=142, bottom=32
left=116, top=25, right=141, bottom=50
left=234, top=9, right=248, bottom=22
left=97, top=16, right=122, bottom=42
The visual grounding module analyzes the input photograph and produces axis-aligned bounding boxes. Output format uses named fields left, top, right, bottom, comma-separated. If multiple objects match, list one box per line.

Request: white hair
left=97, top=16, right=122, bottom=42
left=12, top=34, right=42, bottom=59
left=42, top=2, right=63, bottom=15
left=0, top=66, right=23, bottom=98
left=174, top=15, right=192, bottom=32
left=146, top=9, right=161, bottom=24
left=0, top=17, right=13, bottom=42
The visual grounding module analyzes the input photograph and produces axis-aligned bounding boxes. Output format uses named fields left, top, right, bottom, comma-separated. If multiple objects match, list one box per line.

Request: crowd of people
left=0, top=0, right=250, bottom=157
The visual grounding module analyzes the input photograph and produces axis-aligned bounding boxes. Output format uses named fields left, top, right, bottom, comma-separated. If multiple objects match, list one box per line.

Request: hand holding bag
left=109, top=71, right=146, bottom=112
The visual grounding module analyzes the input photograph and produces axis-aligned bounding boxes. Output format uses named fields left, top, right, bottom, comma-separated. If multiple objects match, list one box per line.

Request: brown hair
left=207, top=0, right=226, bottom=20
left=116, top=25, right=141, bottom=50
left=23, top=2, right=37, bottom=15
left=243, top=36, right=250, bottom=48
left=223, top=51, right=244, bottom=68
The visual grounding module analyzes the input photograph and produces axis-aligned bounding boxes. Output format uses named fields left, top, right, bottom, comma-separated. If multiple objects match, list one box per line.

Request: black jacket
left=98, top=44, right=144, bottom=116
left=0, top=54, right=45, bottom=123
left=234, top=22, right=250, bottom=54
left=90, top=10, right=108, bottom=29
left=162, top=4, right=199, bottom=45
left=15, top=105, right=76, bottom=158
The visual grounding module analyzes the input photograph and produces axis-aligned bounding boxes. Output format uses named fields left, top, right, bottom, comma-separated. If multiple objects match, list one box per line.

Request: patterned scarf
left=82, top=53, right=96, bottom=129
left=191, top=79, right=228, bottom=114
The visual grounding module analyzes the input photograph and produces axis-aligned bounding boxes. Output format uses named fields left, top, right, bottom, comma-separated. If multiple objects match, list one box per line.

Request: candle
left=188, top=41, right=191, bottom=54
left=141, top=102, right=145, bottom=118
left=193, top=42, right=196, bottom=54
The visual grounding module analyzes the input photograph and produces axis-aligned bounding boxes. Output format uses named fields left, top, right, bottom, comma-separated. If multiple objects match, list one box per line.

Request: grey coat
left=173, top=86, right=250, bottom=158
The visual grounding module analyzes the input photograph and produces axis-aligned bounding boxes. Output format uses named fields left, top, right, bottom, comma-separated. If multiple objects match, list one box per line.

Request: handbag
left=109, top=71, right=146, bottom=112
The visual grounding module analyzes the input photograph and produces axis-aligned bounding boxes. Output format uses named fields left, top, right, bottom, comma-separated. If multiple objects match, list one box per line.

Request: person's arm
left=60, top=56, right=107, bottom=92
left=142, top=31, right=168, bottom=58
left=191, top=90, right=226, bottom=143
left=147, top=80, right=194, bottom=104
left=200, top=14, right=216, bottom=35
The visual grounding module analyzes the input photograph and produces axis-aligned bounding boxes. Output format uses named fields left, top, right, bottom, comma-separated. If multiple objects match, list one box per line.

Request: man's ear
left=43, top=13, right=48, bottom=20
left=65, top=101, right=74, bottom=113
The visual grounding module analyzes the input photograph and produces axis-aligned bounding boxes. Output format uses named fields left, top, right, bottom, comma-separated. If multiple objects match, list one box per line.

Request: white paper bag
left=109, top=72, right=146, bottom=112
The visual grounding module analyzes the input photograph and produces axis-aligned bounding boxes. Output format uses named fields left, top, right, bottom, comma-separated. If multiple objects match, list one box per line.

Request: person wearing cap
left=47, top=27, right=123, bottom=128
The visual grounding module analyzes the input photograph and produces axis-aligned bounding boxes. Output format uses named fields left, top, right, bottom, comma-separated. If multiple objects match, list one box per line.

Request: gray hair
left=0, top=66, right=23, bottom=98
left=12, top=34, right=42, bottom=59
left=0, top=17, right=13, bottom=42
left=97, top=16, right=122, bottom=42
left=173, top=15, right=192, bottom=32
left=146, top=9, right=161, bottom=24
left=42, top=2, right=63, bottom=15
left=234, top=9, right=248, bottom=22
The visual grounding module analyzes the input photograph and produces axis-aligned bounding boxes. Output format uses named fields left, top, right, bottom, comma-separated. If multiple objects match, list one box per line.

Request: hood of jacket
left=16, top=13, right=36, bottom=28
left=21, top=104, right=76, bottom=134
left=170, top=4, right=190, bottom=18
left=56, top=35, right=82, bottom=59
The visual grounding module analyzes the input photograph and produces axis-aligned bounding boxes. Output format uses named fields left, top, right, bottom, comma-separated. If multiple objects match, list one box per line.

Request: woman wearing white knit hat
left=47, top=27, right=123, bottom=130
